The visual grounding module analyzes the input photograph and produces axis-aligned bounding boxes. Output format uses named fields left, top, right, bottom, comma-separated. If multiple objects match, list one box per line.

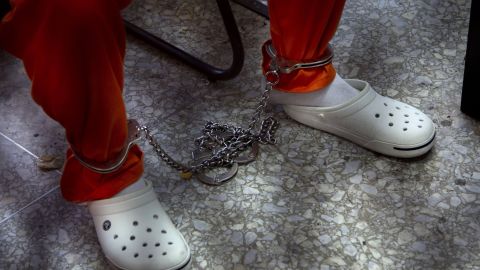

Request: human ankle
left=114, top=178, right=146, bottom=197
left=270, top=73, right=359, bottom=107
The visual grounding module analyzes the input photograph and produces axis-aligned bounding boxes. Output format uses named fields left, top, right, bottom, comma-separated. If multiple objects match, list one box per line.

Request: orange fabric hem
left=61, top=145, right=144, bottom=203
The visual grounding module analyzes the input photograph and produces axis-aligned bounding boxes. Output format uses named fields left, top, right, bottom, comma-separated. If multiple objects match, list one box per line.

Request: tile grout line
left=0, top=185, right=60, bottom=225
left=0, top=131, right=39, bottom=159
left=0, top=131, right=63, bottom=176
left=0, top=131, right=62, bottom=225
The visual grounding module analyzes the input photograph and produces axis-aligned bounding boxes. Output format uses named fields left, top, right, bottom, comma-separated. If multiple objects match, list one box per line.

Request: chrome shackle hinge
left=72, top=119, right=142, bottom=174
left=265, top=40, right=334, bottom=74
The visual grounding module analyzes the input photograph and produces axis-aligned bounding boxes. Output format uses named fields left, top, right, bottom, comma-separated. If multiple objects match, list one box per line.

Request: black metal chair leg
left=124, top=0, right=244, bottom=81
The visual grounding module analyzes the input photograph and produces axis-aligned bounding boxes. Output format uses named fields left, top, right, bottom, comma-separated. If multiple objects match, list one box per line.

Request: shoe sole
left=107, top=254, right=192, bottom=270
left=284, top=105, right=435, bottom=158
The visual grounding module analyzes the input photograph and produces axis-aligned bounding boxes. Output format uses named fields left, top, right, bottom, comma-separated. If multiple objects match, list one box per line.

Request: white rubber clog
left=88, top=180, right=191, bottom=270
left=282, top=79, right=436, bottom=158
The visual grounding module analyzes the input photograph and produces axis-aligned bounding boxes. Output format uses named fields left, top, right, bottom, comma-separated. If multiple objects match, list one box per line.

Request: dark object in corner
left=0, top=0, right=11, bottom=19
left=461, top=1, right=479, bottom=120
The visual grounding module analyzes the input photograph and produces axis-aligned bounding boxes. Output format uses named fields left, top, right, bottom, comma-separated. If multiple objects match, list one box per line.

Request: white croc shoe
left=88, top=180, right=191, bottom=270
left=282, top=79, right=436, bottom=158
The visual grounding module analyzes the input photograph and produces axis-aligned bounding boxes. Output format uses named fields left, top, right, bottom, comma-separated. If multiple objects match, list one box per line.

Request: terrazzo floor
left=0, top=0, right=478, bottom=269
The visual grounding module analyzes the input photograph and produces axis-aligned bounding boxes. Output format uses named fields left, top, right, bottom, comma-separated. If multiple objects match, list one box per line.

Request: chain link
left=139, top=83, right=278, bottom=173
left=138, top=64, right=280, bottom=181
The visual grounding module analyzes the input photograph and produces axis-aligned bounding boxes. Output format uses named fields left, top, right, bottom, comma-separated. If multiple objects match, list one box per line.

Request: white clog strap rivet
left=283, top=79, right=436, bottom=158
left=88, top=181, right=191, bottom=270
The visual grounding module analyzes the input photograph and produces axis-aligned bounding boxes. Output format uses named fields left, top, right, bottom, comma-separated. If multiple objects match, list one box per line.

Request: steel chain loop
left=137, top=61, right=281, bottom=184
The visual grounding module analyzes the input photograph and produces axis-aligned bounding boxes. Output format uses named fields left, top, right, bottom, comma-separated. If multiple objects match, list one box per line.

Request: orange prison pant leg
left=0, top=0, right=143, bottom=203
left=263, top=0, right=346, bottom=93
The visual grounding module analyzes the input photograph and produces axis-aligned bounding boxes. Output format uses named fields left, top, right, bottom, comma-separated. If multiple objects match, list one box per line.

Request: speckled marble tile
left=0, top=133, right=59, bottom=222
left=1, top=0, right=479, bottom=269
left=0, top=189, right=113, bottom=269
left=0, top=51, right=67, bottom=159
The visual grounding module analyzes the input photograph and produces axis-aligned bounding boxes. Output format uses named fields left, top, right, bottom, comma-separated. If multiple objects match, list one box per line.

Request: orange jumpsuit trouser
left=0, top=0, right=345, bottom=203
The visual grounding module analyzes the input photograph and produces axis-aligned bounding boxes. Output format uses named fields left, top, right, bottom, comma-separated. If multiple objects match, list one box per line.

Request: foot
left=273, top=77, right=436, bottom=158
left=88, top=179, right=191, bottom=270
left=270, top=73, right=359, bottom=107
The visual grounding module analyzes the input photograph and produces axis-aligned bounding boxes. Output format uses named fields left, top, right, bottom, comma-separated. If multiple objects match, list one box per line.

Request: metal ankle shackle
left=264, top=40, right=334, bottom=74
left=71, top=119, right=142, bottom=174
